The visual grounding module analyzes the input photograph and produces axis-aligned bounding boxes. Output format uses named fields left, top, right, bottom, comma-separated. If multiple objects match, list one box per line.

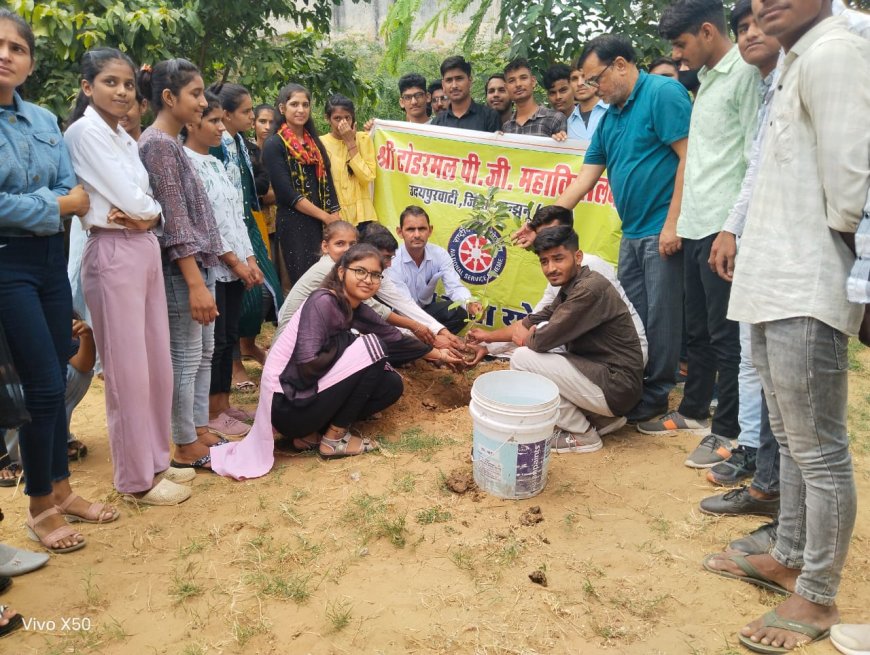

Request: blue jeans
left=752, top=318, right=856, bottom=605
left=751, top=394, right=780, bottom=496
left=738, top=322, right=763, bottom=449
left=164, top=262, right=215, bottom=446
left=0, top=234, right=71, bottom=496
left=617, top=235, right=683, bottom=409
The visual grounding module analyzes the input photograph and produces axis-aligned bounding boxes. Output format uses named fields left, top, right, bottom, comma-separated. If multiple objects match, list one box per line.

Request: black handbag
left=0, top=320, right=31, bottom=430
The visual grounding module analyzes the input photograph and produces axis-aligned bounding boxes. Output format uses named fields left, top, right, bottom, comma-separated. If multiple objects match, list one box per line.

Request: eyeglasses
left=348, top=267, right=384, bottom=283
left=584, top=62, right=613, bottom=89
left=432, top=95, right=448, bottom=103
left=401, top=91, right=426, bottom=102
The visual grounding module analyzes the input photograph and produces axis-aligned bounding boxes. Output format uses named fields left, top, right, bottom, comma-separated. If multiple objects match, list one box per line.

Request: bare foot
left=705, top=553, right=799, bottom=593
left=232, top=360, right=256, bottom=388
left=741, top=595, right=839, bottom=650
left=0, top=463, right=21, bottom=483
left=1, top=604, right=23, bottom=634
left=240, top=337, right=267, bottom=366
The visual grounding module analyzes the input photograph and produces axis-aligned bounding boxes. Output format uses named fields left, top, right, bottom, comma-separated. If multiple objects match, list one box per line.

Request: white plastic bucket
left=469, top=370, right=560, bottom=500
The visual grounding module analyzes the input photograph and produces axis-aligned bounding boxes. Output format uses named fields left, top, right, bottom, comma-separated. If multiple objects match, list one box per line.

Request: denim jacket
left=0, top=92, right=76, bottom=236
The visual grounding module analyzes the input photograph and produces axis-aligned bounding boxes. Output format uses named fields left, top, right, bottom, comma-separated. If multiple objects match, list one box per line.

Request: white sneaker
left=551, top=428, right=603, bottom=454
left=831, top=624, right=870, bottom=655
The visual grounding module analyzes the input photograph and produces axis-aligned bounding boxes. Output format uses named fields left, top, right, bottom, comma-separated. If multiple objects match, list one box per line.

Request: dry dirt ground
left=3, top=344, right=870, bottom=655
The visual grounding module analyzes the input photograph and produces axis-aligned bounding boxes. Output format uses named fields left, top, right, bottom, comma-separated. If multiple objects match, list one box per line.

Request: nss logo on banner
left=447, top=227, right=507, bottom=285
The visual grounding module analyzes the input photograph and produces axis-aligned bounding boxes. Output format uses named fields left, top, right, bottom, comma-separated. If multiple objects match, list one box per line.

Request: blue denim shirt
left=0, top=92, right=76, bottom=236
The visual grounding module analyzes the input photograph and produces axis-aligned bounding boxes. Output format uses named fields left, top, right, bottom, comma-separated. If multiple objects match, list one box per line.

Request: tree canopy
left=9, top=0, right=373, bottom=117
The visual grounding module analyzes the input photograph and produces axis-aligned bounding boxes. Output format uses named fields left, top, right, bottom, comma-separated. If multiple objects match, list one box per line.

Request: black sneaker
left=706, top=445, right=757, bottom=485
left=727, top=521, right=778, bottom=555
left=699, top=486, right=780, bottom=518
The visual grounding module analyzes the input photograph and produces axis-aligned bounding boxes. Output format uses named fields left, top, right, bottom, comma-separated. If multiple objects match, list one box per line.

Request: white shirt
left=274, top=255, right=446, bottom=339
left=64, top=106, right=162, bottom=231
left=533, top=255, right=649, bottom=365
left=386, top=242, right=472, bottom=307
left=729, top=17, right=870, bottom=336
left=184, top=147, right=254, bottom=283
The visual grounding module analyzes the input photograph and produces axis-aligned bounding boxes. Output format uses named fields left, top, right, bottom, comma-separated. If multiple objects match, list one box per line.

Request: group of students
left=1, top=0, right=870, bottom=651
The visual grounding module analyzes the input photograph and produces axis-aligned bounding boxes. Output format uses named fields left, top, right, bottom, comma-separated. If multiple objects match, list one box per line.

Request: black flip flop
left=0, top=605, right=24, bottom=638
left=0, top=463, right=22, bottom=489
left=169, top=454, right=212, bottom=471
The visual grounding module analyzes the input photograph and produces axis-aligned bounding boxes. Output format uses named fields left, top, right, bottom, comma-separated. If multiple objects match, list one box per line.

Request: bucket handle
left=472, top=432, right=545, bottom=463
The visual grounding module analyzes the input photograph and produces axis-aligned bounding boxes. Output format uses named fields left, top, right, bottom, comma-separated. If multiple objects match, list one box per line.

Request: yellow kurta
left=322, top=132, right=378, bottom=225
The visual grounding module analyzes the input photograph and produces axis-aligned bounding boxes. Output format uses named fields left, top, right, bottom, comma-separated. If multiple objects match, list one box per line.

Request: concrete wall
left=276, top=0, right=501, bottom=45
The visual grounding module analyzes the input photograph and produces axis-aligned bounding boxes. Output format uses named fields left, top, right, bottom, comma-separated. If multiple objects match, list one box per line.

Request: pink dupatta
left=210, top=296, right=388, bottom=480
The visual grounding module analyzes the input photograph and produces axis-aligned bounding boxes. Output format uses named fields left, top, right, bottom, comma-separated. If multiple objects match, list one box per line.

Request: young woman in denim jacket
left=0, top=10, right=118, bottom=557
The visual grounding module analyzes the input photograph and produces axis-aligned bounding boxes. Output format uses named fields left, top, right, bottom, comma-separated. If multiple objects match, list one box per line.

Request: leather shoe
left=699, top=486, right=779, bottom=518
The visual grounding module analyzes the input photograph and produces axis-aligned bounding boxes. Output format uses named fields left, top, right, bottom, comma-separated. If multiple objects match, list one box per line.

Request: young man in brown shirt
left=468, top=226, right=643, bottom=454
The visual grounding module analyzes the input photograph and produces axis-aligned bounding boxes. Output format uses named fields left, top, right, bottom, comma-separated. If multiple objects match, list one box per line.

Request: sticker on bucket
left=472, top=428, right=551, bottom=500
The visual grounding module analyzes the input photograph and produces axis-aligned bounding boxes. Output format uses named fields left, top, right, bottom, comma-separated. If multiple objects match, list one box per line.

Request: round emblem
left=447, top=227, right=508, bottom=285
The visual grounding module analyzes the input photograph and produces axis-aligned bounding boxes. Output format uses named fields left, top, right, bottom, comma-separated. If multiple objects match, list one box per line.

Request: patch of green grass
left=386, top=427, right=451, bottom=461
left=415, top=506, right=452, bottom=525
left=325, top=599, right=353, bottom=632
left=250, top=572, right=312, bottom=603
left=169, top=568, right=204, bottom=603
left=449, top=545, right=475, bottom=571
left=178, top=537, right=206, bottom=559
left=848, top=339, right=865, bottom=371
left=342, top=493, right=409, bottom=548
left=391, top=471, right=417, bottom=493
left=583, top=577, right=601, bottom=600
left=81, top=571, right=105, bottom=609
left=231, top=617, right=268, bottom=647
left=649, top=516, right=672, bottom=538
left=181, top=645, right=207, bottom=655
left=563, top=510, right=579, bottom=531
left=487, top=534, right=523, bottom=566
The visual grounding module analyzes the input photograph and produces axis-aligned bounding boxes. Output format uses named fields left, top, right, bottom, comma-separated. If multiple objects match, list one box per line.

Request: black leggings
left=210, top=280, right=244, bottom=395
left=271, top=360, right=403, bottom=437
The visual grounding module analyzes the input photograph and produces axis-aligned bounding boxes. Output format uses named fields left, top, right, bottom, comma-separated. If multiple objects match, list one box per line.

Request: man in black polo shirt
left=430, top=55, right=501, bottom=132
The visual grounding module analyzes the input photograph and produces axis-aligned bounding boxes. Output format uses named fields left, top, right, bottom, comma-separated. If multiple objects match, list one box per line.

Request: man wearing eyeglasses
left=386, top=205, right=482, bottom=334
left=428, top=81, right=449, bottom=118
left=430, top=56, right=501, bottom=133
left=398, top=73, right=431, bottom=125
left=552, top=33, right=692, bottom=424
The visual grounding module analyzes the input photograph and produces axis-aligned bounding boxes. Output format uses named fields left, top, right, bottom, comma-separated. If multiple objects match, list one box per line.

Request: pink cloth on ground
left=210, top=296, right=386, bottom=480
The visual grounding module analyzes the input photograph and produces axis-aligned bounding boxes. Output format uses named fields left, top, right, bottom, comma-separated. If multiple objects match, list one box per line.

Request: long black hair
left=324, top=93, right=356, bottom=124
left=320, top=244, right=384, bottom=321
left=207, top=82, right=250, bottom=113
left=68, top=48, right=137, bottom=125
left=0, top=9, right=34, bottom=60
left=138, top=58, right=201, bottom=111
left=179, top=90, right=221, bottom=142
left=273, top=83, right=330, bottom=166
